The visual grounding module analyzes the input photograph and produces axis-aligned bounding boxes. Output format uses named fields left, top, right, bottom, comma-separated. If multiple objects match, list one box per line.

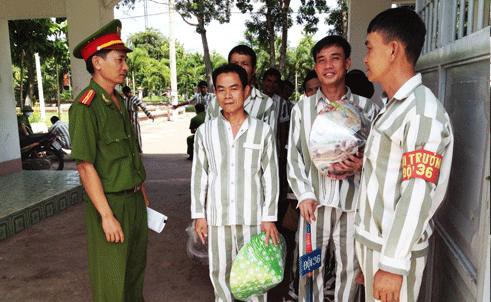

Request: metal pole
left=169, top=0, right=178, bottom=107
left=34, top=53, right=45, bottom=121
left=143, top=0, right=149, bottom=29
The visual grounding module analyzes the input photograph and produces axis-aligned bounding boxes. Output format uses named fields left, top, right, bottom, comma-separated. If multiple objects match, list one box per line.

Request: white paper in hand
left=147, top=207, right=168, bottom=233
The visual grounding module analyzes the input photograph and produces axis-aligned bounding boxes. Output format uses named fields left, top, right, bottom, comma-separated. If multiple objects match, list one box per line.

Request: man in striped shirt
left=356, top=8, right=454, bottom=302
left=191, top=63, right=280, bottom=302
left=49, top=116, right=71, bottom=149
left=206, top=45, right=277, bottom=135
left=122, top=86, right=154, bottom=152
left=174, top=80, right=215, bottom=109
left=288, top=35, right=380, bottom=302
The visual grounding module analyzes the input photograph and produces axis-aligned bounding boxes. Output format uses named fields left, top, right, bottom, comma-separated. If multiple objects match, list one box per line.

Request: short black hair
left=228, top=45, right=257, bottom=68
left=312, top=35, right=351, bottom=62
left=197, top=80, right=207, bottom=88
left=50, top=116, right=60, bottom=124
left=302, top=69, right=318, bottom=91
left=85, top=49, right=111, bottom=74
left=346, top=69, right=374, bottom=98
left=122, top=85, right=132, bottom=95
left=262, top=68, right=281, bottom=81
left=195, top=103, right=205, bottom=113
left=367, top=7, right=426, bottom=65
left=212, top=63, right=248, bottom=89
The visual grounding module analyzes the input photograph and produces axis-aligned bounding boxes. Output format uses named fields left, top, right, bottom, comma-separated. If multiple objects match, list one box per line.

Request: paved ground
left=0, top=113, right=289, bottom=302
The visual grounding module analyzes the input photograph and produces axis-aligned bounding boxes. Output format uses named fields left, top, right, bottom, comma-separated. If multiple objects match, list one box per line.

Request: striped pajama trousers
left=298, top=206, right=360, bottom=302
left=208, top=225, right=267, bottom=302
left=355, top=242, right=427, bottom=302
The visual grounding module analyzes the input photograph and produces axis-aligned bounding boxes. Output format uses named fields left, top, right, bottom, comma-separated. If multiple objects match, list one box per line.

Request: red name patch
left=401, top=149, right=442, bottom=184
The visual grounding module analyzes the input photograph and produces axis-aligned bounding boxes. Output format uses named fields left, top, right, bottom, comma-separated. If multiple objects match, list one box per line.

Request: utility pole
left=143, top=0, right=149, bottom=29
left=169, top=0, right=178, bottom=107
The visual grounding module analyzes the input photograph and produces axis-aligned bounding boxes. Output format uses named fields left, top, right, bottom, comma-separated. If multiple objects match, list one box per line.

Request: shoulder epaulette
left=79, top=89, right=96, bottom=106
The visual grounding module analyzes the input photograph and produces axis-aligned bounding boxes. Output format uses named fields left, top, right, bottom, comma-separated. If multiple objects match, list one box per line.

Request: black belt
left=108, top=185, right=141, bottom=195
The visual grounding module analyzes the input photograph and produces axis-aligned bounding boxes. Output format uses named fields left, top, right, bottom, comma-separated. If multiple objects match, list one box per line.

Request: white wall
left=347, top=0, right=392, bottom=71
left=66, top=0, right=115, bottom=97
left=0, top=18, right=21, bottom=164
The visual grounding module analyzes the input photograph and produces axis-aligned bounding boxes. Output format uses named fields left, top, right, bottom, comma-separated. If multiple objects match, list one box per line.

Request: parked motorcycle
left=20, top=133, right=64, bottom=170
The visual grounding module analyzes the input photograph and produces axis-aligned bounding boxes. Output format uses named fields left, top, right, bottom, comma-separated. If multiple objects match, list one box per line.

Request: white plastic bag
left=185, top=222, right=208, bottom=265
left=309, top=101, right=370, bottom=176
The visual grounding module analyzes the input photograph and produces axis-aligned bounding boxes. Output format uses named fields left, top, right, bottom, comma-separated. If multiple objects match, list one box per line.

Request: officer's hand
left=373, top=269, right=403, bottom=302
left=261, top=221, right=280, bottom=245
left=298, top=199, right=319, bottom=224
left=194, top=218, right=208, bottom=245
left=101, top=215, right=125, bottom=243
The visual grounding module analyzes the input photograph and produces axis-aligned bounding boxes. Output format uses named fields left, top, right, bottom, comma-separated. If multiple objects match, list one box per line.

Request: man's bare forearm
left=77, top=161, right=113, bottom=218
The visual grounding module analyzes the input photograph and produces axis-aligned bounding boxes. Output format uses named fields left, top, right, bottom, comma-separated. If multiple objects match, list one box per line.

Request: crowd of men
left=67, top=6, right=453, bottom=302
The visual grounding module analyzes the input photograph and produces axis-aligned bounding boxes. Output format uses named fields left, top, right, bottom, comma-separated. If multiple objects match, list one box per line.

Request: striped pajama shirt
left=355, top=74, right=454, bottom=302
left=191, top=114, right=279, bottom=301
left=190, top=92, right=214, bottom=109
left=124, top=95, right=153, bottom=151
left=287, top=87, right=379, bottom=302
left=206, top=86, right=277, bottom=135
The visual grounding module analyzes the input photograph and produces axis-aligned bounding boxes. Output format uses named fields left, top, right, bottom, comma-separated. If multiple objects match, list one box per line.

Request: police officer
left=69, top=20, right=150, bottom=302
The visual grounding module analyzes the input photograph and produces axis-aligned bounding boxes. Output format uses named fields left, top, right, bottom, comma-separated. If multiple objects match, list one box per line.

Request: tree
left=174, top=0, right=232, bottom=89
left=324, top=0, right=348, bottom=38
left=126, top=29, right=171, bottom=97
left=237, top=0, right=329, bottom=73
left=118, top=0, right=232, bottom=90
left=9, top=18, right=68, bottom=106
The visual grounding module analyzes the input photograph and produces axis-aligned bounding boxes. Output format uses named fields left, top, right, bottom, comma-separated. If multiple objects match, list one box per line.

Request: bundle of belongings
left=309, top=101, right=371, bottom=177
left=230, top=233, right=286, bottom=301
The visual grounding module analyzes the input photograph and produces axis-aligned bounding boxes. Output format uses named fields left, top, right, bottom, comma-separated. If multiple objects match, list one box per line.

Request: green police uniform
left=69, top=19, right=148, bottom=302
left=186, top=111, right=205, bottom=158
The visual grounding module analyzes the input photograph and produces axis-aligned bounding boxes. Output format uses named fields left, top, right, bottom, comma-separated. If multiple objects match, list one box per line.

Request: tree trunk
left=27, top=60, right=35, bottom=104
left=197, top=16, right=214, bottom=91
left=266, top=5, right=276, bottom=67
left=279, top=0, right=290, bottom=73
left=19, top=51, right=25, bottom=108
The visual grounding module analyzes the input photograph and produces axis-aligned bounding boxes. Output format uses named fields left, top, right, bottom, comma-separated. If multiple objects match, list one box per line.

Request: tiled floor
left=0, top=170, right=83, bottom=241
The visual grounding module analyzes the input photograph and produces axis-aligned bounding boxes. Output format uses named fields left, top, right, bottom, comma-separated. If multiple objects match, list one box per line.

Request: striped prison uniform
left=287, top=87, right=380, bottom=302
left=124, top=95, right=153, bottom=152
left=206, top=86, right=278, bottom=135
left=355, top=74, right=454, bottom=302
left=49, top=120, right=71, bottom=149
left=191, top=114, right=279, bottom=302
left=190, top=92, right=214, bottom=109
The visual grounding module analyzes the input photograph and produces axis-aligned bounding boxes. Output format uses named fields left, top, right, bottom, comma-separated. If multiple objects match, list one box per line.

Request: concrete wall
left=347, top=0, right=391, bottom=71
left=416, top=27, right=490, bottom=302
left=0, top=18, right=22, bottom=175
left=66, top=0, right=115, bottom=97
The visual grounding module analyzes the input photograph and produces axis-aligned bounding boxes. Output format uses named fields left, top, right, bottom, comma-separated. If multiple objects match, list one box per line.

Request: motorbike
left=20, top=133, right=65, bottom=170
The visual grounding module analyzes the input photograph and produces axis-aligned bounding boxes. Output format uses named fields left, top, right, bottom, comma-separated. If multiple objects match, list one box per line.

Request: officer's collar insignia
left=79, top=89, right=96, bottom=106
left=102, top=93, right=112, bottom=105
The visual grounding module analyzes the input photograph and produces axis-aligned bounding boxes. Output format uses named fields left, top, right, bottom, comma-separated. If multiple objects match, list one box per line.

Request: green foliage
left=175, top=0, right=232, bottom=29
left=9, top=18, right=70, bottom=105
left=126, top=28, right=226, bottom=100
left=325, top=0, right=348, bottom=37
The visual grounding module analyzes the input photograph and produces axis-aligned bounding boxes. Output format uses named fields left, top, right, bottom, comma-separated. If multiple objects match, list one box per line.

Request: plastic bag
left=185, top=223, right=208, bottom=265
left=230, top=233, right=286, bottom=301
left=309, top=101, right=370, bottom=176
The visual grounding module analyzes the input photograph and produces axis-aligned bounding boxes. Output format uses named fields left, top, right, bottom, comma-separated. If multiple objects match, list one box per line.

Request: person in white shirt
left=356, top=8, right=454, bottom=302
left=191, top=63, right=280, bottom=302
left=206, top=45, right=277, bottom=135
